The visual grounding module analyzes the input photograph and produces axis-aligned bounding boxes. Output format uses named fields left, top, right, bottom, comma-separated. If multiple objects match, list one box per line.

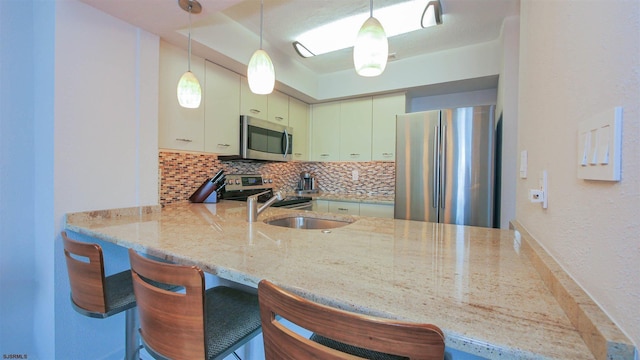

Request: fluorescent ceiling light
left=293, top=0, right=442, bottom=58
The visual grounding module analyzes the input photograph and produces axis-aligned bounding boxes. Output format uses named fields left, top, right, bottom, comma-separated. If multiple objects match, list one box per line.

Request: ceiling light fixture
left=247, top=0, right=275, bottom=95
left=177, top=0, right=202, bottom=109
left=353, top=0, right=388, bottom=77
left=293, top=0, right=443, bottom=59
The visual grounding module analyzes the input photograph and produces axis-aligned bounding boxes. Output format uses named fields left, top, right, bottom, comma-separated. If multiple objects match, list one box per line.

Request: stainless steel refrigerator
left=394, top=105, right=497, bottom=227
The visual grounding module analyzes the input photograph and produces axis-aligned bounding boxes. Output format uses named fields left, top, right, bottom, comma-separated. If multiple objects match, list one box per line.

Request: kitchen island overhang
left=64, top=201, right=633, bottom=360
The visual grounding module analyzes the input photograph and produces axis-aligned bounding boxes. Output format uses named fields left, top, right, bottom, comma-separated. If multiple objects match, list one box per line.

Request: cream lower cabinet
left=372, top=93, right=406, bottom=161
left=289, top=97, right=310, bottom=161
left=359, top=203, right=394, bottom=218
left=314, top=200, right=394, bottom=219
left=204, top=60, right=240, bottom=155
left=311, top=102, right=341, bottom=161
left=159, top=41, right=205, bottom=151
left=328, top=201, right=360, bottom=215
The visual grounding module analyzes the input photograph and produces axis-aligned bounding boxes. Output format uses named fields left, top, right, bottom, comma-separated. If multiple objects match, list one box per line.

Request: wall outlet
left=352, top=170, right=359, bottom=181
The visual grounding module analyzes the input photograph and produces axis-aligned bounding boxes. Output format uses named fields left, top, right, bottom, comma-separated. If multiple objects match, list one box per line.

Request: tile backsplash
left=159, top=151, right=395, bottom=205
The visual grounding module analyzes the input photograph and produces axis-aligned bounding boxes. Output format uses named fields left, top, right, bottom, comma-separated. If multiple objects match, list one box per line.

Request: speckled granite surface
left=65, top=201, right=630, bottom=360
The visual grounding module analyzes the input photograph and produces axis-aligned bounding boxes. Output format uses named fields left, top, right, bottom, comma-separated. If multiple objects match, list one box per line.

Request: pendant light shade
left=248, top=49, right=275, bottom=94
left=354, top=0, right=388, bottom=77
left=177, top=0, right=202, bottom=108
left=354, top=11, right=388, bottom=77
left=177, top=71, right=202, bottom=108
left=248, top=0, right=275, bottom=95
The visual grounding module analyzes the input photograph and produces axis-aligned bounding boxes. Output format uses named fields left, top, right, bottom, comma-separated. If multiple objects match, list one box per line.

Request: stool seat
left=129, top=248, right=262, bottom=360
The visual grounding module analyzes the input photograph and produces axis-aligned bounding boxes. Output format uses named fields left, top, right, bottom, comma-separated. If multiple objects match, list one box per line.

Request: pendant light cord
left=369, top=0, right=373, bottom=17
left=260, top=0, right=264, bottom=50
left=187, top=2, right=193, bottom=71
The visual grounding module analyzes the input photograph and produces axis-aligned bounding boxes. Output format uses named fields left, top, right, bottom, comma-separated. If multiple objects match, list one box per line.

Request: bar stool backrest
left=62, top=231, right=108, bottom=314
left=258, top=279, right=446, bottom=360
left=128, top=248, right=207, bottom=360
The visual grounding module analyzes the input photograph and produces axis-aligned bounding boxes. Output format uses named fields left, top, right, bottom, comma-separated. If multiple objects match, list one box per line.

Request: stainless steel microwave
left=219, top=116, right=293, bottom=162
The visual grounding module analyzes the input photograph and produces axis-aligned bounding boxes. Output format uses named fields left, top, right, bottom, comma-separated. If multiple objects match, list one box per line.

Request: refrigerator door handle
left=440, top=125, right=447, bottom=209
left=433, top=125, right=440, bottom=209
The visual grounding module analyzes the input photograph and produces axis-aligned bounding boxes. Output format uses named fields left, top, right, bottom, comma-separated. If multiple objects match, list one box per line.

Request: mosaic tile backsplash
left=159, top=151, right=395, bottom=205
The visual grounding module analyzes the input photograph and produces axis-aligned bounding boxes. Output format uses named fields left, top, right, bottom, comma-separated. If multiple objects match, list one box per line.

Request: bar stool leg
left=124, top=308, right=139, bottom=360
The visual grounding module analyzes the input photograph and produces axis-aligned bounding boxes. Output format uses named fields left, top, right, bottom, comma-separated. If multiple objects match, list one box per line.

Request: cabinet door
left=267, top=91, right=289, bottom=124
left=359, top=203, right=394, bottom=218
left=288, top=97, right=310, bottom=161
left=312, top=200, right=329, bottom=212
left=158, top=41, right=205, bottom=151
left=328, top=201, right=360, bottom=215
left=240, top=77, right=268, bottom=119
left=204, top=60, right=240, bottom=155
left=372, top=93, right=406, bottom=161
left=311, top=102, right=340, bottom=161
left=340, top=98, right=372, bottom=161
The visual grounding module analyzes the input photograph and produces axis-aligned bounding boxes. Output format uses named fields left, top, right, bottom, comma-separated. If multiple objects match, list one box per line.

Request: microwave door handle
left=282, top=129, right=290, bottom=158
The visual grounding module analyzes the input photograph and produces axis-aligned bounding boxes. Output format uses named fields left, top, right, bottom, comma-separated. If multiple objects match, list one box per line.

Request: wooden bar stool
left=62, top=231, right=140, bottom=360
left=258, top=279, right=445, bottom=360
left=128, top=248, right=262, bottom=360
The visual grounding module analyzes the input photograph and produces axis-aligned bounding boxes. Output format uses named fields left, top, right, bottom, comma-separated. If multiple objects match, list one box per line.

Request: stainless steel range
left=221, top=174, right=313, bottom=210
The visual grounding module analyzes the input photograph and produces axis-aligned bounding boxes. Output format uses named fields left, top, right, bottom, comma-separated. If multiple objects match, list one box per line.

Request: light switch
left=577, top=107, right=622, bottom=181
left=520, top=150, right=528, bottom=178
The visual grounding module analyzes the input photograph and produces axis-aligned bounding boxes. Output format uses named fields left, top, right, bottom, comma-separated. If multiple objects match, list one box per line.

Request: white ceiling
left=78, top=0, right=519, bottom=100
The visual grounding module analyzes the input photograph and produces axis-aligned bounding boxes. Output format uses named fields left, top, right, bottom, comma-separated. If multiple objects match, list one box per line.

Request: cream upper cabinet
left=158, top=41, right=205, bottom=152
left=288, top=97, right=310, bottom=161
left=240, top=77, right=268, bottom=119
left=204, top=60, right=240, bottom=155
left=311, top=102, right=341, bottom=161
left=340, top=97, right=372, bottom=161
left=372, top=92, right=406, bottom=161
left=267, top=91, right=289, bottom=124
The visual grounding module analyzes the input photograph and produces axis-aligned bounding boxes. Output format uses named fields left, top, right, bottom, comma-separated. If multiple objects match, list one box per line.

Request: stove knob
left=235, top=179, right=241, bottom=185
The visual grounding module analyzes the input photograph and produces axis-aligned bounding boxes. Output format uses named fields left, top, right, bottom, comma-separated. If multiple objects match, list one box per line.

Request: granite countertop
left=65, top=201, right=597, bottom=359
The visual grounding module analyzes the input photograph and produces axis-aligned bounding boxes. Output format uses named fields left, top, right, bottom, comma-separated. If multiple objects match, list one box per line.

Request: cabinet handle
left=217, top=143, right=230, bottom=147
left=320, top=154, right=330, bottom=157
left=176, top=138, right=193, bottom=142
left=337, top=208, right=348, bottom=211
left=294, top=153, right=303, bottom=156
left=350, top=153, right=360, bottom=157
left=250, top=109, right=261, bottom=114
left=275, top=116, right=284, bottom=121
left=382, top=152, right=394, bottom=156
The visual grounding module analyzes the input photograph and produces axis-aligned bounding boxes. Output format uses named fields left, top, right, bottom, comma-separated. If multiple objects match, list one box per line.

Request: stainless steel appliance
left=218, top=116, right=293, bottom=162
left=221, top=174, right=312, bottom=210
left=394, top=105, right=497, bottom=227
left=296, top=172, right=318, bottom=194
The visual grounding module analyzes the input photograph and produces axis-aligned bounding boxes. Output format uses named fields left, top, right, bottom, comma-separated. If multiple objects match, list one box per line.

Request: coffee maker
left=296, top=172, right=318, bottom=194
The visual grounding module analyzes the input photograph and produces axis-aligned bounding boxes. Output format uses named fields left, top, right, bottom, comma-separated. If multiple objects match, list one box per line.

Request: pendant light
left=177, top=0, right=202, bottom=108
left=353, top=0, right=388, bottom=77
left=247, top=0, right=275, bottom=95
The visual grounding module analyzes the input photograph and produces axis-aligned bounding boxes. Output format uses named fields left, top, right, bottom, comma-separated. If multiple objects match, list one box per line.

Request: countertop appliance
left=394, top=105, right=497, bottom=228
left=218, top=116, right=293, bottom=162
left=296, top=172, right=318, bottom=194
left=221, top=174, right=312, bottom=210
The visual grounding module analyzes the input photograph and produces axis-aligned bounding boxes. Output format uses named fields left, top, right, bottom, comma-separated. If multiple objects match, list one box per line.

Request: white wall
left=0, top=0, right=55, bottom=358
left=517, top=0, right=639, bottom=348
left=408, top=88, right=497, bottom=112
left=53, top=1, right=159, bottom=358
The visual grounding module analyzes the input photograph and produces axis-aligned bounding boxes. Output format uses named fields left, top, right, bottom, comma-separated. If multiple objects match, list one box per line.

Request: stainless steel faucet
left=247, top=190, right=283, bottom=222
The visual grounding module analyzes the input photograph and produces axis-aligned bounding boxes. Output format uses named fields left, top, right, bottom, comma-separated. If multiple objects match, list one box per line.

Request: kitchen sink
left=264, top=216, right=354, bottom=230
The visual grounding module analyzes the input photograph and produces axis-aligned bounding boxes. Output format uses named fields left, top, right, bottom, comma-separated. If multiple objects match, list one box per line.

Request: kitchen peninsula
left=64, top=201, right=628, bottom=360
